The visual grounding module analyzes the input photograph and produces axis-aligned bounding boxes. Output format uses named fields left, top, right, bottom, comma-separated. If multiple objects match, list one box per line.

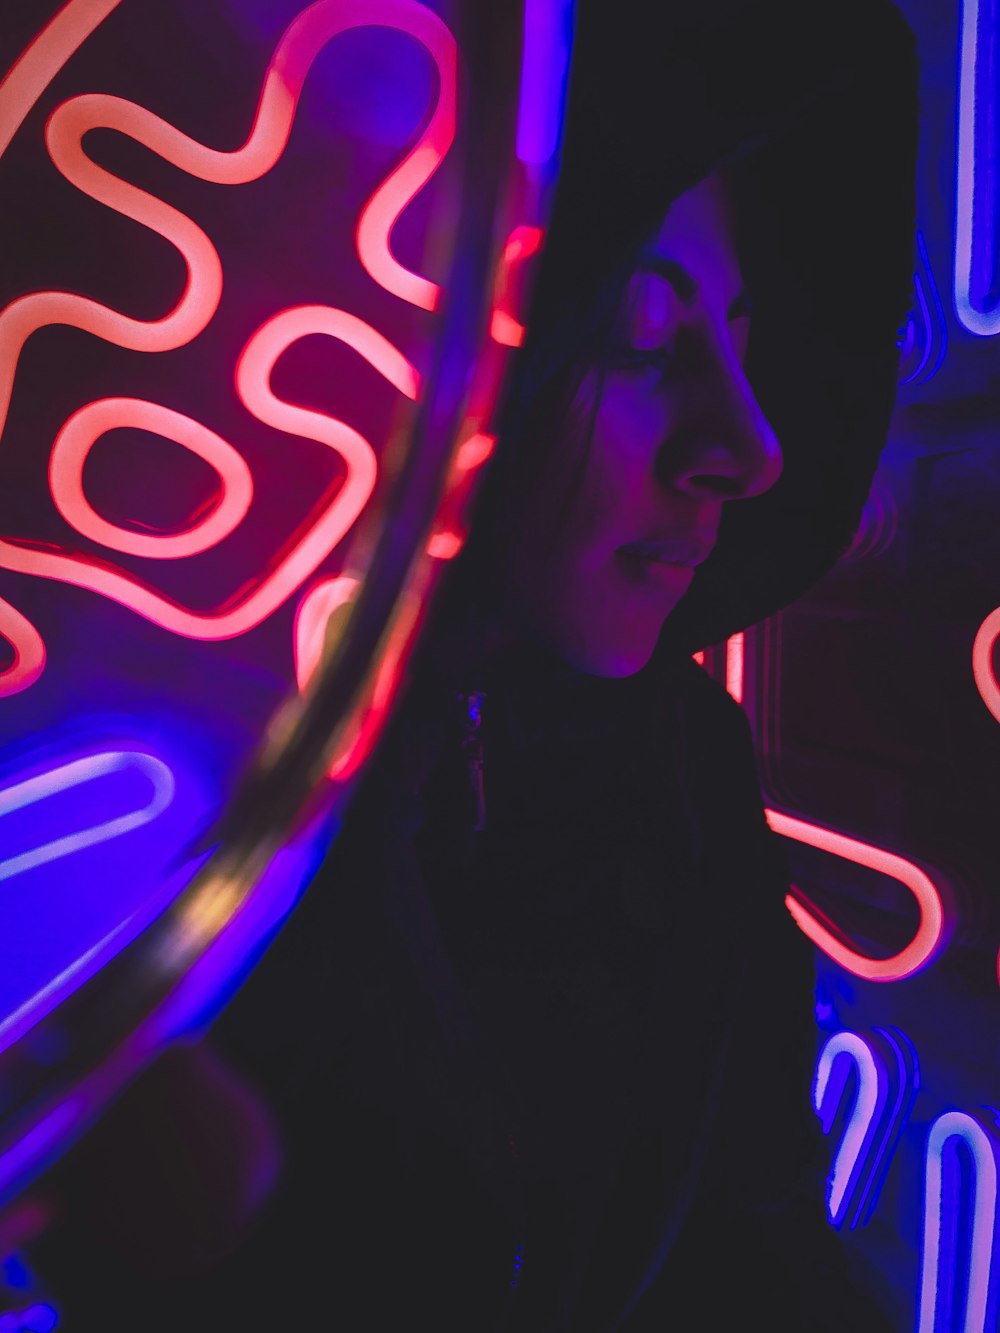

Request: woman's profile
left=23, top=1, right=919, bottom=1329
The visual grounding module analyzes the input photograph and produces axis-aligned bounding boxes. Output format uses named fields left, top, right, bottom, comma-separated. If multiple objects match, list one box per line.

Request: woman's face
left=504, top=170, right=783, bottom=677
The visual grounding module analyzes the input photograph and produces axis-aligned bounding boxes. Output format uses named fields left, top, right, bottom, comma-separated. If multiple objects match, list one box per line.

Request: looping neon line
left=813, top=1027, right=917, bottom=1230
left=917, top=1110, right=1000, bottom=1333
left=814, top=1030, right=885, bottom=1227
left=49, top=397, right=254, bottom=559
left=490, top=225, right=544, bottom=347
left=0, top=749, right=175, bottom=882
left=955, top=0, right=1000, bottom=336
left=0, top=1, right=452, bottom=666
left=767, top=809, right=947, bottom=981
left=0, top=598, right=45, bottom=698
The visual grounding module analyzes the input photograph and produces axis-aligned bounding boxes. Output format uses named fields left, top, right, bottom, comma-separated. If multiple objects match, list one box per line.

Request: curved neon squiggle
left=0, top=598, right=45, bottom=698
left=0, top=1, right=451, bottom=657
left=813, top=1030, right=885, bottom=1227
left=2, top=310, right=413, bottom=640
left=918, top=1111, right=999, bottom=1333
left=0, top=749, right=175, bottom=882
left=768, top=809, right=947, bottom=981
left=49, top=397, right=254, bottom=559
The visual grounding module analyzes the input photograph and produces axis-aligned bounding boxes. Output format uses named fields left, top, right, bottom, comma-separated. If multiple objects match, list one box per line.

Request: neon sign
left=0, top=0, right=455, bottom=679
left=917, top=1111, right=1000, bottom=1333
left=813, top=1027, right=918, bottom=1229
left=0, top=750, right=174, bottom=884
left=954, top=0, right=1000, bottom=336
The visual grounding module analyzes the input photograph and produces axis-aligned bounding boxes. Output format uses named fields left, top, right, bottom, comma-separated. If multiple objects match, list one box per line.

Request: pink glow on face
left=489, top=225, right=544, bottom=347
left=0, top=600, right=45, bottom=698
left=0, top=750, right=174, bottom=883
left=293, top=575, right=360, bottom=692
left=813, top=1030, right=886, bottom=1227
left=917, top=1111, right=1000, bottom=1333
left=767, top=809, right=947, bottom=981
left=49, top=398, right=254, bottom=559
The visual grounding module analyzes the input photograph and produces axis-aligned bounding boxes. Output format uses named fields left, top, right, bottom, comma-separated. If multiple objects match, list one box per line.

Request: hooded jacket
left=30, top=1, right=917, bottom=1329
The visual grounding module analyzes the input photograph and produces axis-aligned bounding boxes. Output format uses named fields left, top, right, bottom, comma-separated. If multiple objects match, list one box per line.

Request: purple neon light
left=899, top=231, right=948, bottom=385
left=0, top=751, right=174, bottom=883
left=918, top=1110, right=999, bottom=1333
left=515, top=0, right=572, bottom=166
left=813, top=1031, right=886, bottom=1227
left=955, top=0, right=1000, bottom=335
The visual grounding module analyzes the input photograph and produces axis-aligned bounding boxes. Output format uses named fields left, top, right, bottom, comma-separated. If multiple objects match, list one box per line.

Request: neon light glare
left=425, top=529, right=463, bottom=560
left=0, top=750, right=175, bottom=882
left=0, top=599, right=45, bottom=698
left=692, top=650, right=705, bottom=666
left=767, top=809, right=947, bottom=981
left=917, top=1111, right=1000, bottom=1333
left=490, top=226, right=544, bottom=348
left=293, top=574, right=359, bottom=691
left=0, top=1303, right=59, bottom=1333
left=898, top=231, right=948, bottom=386
left=954, top=0, right=1000, bottom=335
left=49, top=398, right=254, bottom=559
left=515, top=0, right=573, bottom=167
left=725, top=632, right=743, bottom=704
left=452, top=432, right=496, bottom=476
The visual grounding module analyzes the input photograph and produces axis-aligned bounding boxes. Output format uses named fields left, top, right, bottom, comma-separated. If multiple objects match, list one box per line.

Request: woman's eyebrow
left=638, top=251, right=752, bottom=321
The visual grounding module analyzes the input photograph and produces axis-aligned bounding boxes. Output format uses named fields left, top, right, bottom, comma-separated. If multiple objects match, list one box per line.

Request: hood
left=477, top=0, right=918, bottom=658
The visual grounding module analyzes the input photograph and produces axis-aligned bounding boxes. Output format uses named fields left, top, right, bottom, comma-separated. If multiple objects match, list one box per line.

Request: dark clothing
left=35, top=647, right=892, bottom=1330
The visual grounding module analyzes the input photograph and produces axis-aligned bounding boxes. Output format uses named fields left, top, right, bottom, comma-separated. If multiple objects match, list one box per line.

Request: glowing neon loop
left=0, top=0, right=450, bottom=649
left=813, top=1030, right=885, bottom=1227
left=955, top=0, right=1000, bottom=335
left=0, top=750, right=174, bottom=882
left=49, top=398, right=254, bottom=559
left=0, top=599, right=45, bottom=698
left=917, top=1111, right=1000, bottom=1333
left=490, top=225, right=544, bottom=347
left=767, top=809, right=946, bottom=981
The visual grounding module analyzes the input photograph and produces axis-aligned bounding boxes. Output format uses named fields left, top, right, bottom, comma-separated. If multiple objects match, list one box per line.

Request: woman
left=26, top=0, right=918, bottom=1328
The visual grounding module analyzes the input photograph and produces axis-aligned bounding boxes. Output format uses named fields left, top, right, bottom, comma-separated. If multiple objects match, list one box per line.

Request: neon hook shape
left=917, top=1110, right=1000, bottom=1333
left=768, top=809, right=947, bottom=981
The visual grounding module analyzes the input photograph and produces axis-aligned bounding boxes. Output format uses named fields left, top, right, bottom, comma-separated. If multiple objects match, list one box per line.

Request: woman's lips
left=615, top=536, right=713, bottom=595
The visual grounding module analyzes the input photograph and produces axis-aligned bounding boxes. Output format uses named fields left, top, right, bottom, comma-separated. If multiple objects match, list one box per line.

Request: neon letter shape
left=767, top=810, right=947, bottom=981
left=955, top=0, right=1000, bottom=335
left=0, top=750, right=174, bottom=883
left=813, top=1028, right=918, bottom=1230
left=917, top=1111, right=1000, bottom=1333
left=49, top=398, right=253, bottom=560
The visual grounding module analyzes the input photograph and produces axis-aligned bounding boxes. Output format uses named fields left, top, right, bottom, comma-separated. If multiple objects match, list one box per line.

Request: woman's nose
left=654, top=329, right=783, bottom=501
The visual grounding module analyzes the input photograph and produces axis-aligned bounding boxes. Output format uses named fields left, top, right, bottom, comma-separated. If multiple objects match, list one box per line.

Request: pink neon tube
left=973, top=609, right=1000, bottom=725
left=0, top=0, right=452, bottom=654
left=0, top=598, right=46, bottom=698
left=767, top=809, right=946, bottom=981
